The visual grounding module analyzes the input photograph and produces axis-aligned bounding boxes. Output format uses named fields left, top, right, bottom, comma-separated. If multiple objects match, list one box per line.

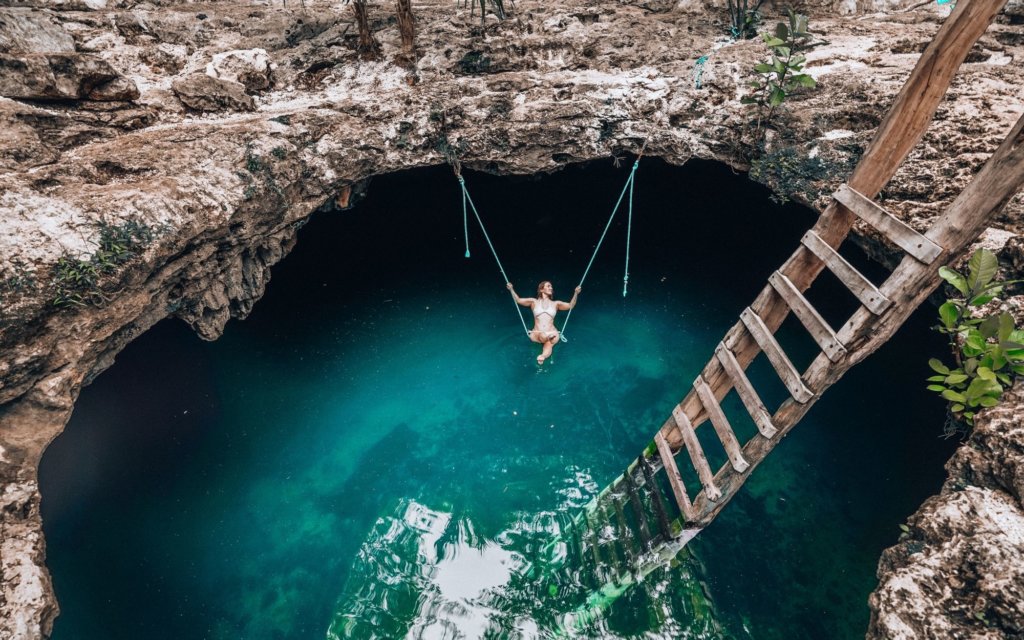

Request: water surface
left=40, top=160, right=956, bottom=639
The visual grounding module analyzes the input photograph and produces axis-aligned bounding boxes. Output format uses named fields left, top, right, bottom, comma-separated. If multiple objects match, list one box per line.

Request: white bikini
left=533, top=301, right=556, bottom=319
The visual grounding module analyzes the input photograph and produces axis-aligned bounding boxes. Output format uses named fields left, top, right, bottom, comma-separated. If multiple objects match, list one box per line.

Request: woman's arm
left=556, top=286, right=581, bottom=311
left=507, top=283, right=536, bottom=308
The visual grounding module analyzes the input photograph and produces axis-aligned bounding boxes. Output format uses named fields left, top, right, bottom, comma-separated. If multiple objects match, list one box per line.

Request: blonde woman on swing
left=506, top=281, right=581, bottom=365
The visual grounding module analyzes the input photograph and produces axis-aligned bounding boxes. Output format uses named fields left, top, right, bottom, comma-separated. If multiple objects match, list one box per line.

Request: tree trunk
left=395, top=0, right=416, bottom=61
left=352, top=0, right=381, bottom=60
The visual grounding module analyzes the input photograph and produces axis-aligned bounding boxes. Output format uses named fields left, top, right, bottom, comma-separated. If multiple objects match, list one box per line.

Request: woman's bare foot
left=537, top=354, right=545, bottom=365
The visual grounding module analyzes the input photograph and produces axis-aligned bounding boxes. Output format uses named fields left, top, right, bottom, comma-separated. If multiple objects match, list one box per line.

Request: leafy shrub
left=742, top=11, right=816, bottom=136
left=927, top=249, right=1024, bottom=427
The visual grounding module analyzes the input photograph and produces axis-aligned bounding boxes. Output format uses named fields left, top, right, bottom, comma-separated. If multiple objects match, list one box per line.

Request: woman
left=506, top=281, right=581, bottom=365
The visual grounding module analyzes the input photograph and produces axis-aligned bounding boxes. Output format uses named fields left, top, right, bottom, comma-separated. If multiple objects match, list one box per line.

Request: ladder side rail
left=692, top=113, right=1024, bottom=527
left=658, top=0, right=1009, bottom=451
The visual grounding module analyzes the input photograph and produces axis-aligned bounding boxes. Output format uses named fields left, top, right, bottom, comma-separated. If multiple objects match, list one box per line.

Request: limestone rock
left=205, top=48, right=273, bottom=94
left=171, top=72, right=255, bottom=112
left=0, top=53, right=140, bottom=101
left=869, top=385, right=1024, bottom=638
left=0, top=9, right=75, bottom=54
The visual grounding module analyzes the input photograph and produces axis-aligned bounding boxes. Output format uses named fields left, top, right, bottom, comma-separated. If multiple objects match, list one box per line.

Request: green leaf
left=941, top=390, right=966, bottom=403
left=769, top=87, right=786, bottom=106
left=796, top=74, right=816, bottom=88
left=938, top=302, right=959, bottom=329
left=927, top=374, right=948, bottom=382
left=776, top=46, right=791, bottom=58
left=964, top=358, right=978, bottom=374
left=754, top=63, right=773, bottom=73
left=967, top=248, right=998, bottom=293
left=998, top=313, right=1015, bottom=342
left=975, top=367, right=996, bottom=381
left=926, top=384, right=947, bottom=392
left=763, top=36, right=785, bottom=47
left=979, top=315, right=1000, bottom=339
left=898, top=524, right=910, bottom=533
left=944, top=373, right=969, bottom=384
left=969, top=294, right=994, bottom=307
left=950, top=403, right=965, bottom=412
left=939, top=266, right=968, bottom=295
left=775, top=22, right=789, bottom=41
left=740, top=97, right=759, bottom=104
left=928, top=358, right=951, bottom=374
left=978, top=396, right=1000, bottom=407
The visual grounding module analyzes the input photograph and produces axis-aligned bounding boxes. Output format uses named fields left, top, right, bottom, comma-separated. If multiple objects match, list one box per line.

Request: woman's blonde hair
left=537, top=281, right=552, bottom=298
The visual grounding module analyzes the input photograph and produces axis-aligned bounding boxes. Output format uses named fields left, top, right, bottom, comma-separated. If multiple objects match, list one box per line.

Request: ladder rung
left=739, top=308, right=814, bottom=403
left=768, top=271, right=847, bottom=363
left=801, top=231, right=892, bottom=315
left=654, top=433, right=695, bottom=521
left=714, top=343, right=778, bottom=438
left=833, top=185, right=943, bottom=264
left=639, top=456, right=672, bottom=539
left=671, top=405, right=723, bottom=501
left=692, top=375, right=749, bottom=473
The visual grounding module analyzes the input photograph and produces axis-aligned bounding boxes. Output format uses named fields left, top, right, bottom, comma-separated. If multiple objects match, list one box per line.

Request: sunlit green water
left=40, top=161, right=956, bottom=639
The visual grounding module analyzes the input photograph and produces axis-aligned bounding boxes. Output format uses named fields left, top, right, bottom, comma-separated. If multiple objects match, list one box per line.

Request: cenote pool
left=39, top=160, right=958, bottom=639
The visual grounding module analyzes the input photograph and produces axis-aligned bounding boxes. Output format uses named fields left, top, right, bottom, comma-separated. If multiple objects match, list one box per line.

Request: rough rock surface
left=0, top=0, right=1021, bottom=638
left=869, top=384, right=1024, bottom=638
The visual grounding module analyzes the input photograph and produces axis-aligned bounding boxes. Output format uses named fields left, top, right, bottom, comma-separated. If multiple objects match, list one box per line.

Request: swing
left=454, top=151, right=643, bottom=343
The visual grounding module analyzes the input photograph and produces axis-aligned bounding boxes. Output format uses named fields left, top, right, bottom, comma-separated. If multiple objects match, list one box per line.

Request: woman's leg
left=537, top=331, right=559, bottom=364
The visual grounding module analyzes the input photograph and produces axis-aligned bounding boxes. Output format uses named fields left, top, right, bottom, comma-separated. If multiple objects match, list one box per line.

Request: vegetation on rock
left=928, top=248, right=1024, bottom=430
left=51, top=219, right=157, bottom=308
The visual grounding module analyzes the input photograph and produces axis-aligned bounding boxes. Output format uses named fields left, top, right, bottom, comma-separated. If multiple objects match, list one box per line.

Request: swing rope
left=458, top=174, right=532, bottom=337
left=456, top=148, right=643, bottom=343
left=558, top=158, right=638, bottom=341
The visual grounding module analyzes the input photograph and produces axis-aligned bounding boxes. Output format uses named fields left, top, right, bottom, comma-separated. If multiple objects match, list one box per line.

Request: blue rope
left=458, top=159, right=640, bottom=344
left=559, top=160, right=639, bottom=342
left=623, top=162, right=635, bottom=297
left=693, top=55, right=709, bottom=89
left=458, top=175, right=531, bottom=337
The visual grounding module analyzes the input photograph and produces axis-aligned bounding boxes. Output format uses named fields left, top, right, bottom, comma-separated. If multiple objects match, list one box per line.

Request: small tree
left=741, top=11, right=817, bottom=140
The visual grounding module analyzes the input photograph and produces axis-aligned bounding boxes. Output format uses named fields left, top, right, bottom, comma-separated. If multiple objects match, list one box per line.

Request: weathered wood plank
left=671, top=405, right=722, bottom=501
left=739, top=308, right=814, bottom=403
left=639, top=456, right=673, bottom=539
left=624, top=469, right=653, bottom=552
left=654, top=433, right=695, bottom=522
left=833, top=185, right=943, bottom=264
left=801, top=231, right=892, bottom=315
left=768, top=271, right=847, bottom=362
left=714, top=343, right=778, bottom=438
left=611, top=496, right=638, bottom=564
left=692, top=375, right=749, bottom=473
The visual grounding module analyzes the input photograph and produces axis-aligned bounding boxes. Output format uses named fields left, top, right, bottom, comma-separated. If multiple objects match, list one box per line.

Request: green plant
left=727, top=0, right=765, bottom=39
left=51, top=219, right=156, bottom=308
left=927, top=249, right=1024, bottom=427
left=742, top=11, right=816, bottom=136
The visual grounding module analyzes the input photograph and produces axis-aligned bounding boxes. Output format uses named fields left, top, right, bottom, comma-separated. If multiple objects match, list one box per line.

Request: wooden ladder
left=569, top=0, right=1024, bottom=583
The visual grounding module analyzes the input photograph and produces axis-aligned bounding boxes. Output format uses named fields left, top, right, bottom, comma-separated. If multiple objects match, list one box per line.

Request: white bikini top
left=533, top=300, right=556, bottom=318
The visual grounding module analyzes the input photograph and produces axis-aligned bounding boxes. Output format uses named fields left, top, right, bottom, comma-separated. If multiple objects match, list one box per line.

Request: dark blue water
left=39, top=160, right=957, bottom=639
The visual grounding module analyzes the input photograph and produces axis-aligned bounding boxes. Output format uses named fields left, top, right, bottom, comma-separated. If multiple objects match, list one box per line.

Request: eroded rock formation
left=0, top=0, right=1021, bottom=637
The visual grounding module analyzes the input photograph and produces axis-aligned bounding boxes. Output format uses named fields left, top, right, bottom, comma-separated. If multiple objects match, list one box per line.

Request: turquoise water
left=39, top=161, right=956, bottom=639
